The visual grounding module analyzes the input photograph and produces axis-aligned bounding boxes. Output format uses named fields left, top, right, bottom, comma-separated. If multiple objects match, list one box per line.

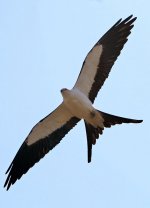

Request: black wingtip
left=124, top=15, right=136, bottom=22
left=118, top=15, right=137, bottom=28
left=4, top=170, right=13, bottom=190
left=114, top=15, right=137, bottom=28
left=4, top=178, right=10, bottom=191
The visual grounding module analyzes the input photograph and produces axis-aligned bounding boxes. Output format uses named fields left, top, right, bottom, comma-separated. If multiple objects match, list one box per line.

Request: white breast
left=61, top=88, right=94, bottom=119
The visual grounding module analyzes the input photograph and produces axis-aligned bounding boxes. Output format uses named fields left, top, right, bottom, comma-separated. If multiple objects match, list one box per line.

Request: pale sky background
left=0, top=0, right=149, bottom=207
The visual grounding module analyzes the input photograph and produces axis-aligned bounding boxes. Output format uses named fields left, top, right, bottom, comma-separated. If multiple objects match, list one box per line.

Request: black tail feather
left=84, top=111, right=142, bottom=163
left=84, top=121, right=104, bottom=163
left=99, top=111, right=143, bottom=127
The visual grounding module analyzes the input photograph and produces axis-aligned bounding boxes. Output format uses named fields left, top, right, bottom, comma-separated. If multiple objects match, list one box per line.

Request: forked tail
left=84, top=111, right=143, bottom=163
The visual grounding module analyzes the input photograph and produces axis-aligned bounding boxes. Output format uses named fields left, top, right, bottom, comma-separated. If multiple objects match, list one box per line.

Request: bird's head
left=60, top=88, right=70, bottom=99
left=60, top=88, right=68, bottom=95
left=61, top=88, right=68, bottom=93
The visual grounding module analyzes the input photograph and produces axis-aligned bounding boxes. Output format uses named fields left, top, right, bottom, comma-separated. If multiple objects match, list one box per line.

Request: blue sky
left=1, top=0, right=149, bottom=207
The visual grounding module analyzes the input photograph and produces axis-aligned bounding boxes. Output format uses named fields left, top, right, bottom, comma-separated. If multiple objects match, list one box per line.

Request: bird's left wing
left=4, top=103, right=80, bottom=190
left=74, top=15, right=136, bottom=103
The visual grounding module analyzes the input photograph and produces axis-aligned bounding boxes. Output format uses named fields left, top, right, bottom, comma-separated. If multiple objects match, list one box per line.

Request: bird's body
left=4, top=15, right=143, bottom=190
left=61, top=88, right=104, bottom=128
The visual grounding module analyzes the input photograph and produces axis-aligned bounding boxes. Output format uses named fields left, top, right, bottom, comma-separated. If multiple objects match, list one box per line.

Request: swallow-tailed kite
left=4, top=15, right=143, bottom=190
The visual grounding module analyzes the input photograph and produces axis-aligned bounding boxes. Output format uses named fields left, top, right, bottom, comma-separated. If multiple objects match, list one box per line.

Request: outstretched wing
left=4, top=103, right=80, bottom=190
left=74, top=15, right=136, bottom=103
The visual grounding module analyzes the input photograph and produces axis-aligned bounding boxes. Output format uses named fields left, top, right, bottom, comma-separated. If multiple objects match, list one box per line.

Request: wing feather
left=4, top=103, right=80, bottom=190
left=74, top=15, right=137, bottom=103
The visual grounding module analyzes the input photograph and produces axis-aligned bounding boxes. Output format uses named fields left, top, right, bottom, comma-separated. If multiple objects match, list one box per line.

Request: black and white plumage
left=4, top=15, right=143, bottom=190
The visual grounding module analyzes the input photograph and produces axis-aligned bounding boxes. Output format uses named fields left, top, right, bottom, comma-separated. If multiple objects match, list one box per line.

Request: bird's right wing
left=74, top=15, right=136, bottom=103
left=4, top=103, right=80, bottom=190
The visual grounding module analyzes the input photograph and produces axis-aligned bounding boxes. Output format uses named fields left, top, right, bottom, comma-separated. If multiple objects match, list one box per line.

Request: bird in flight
left=4, top=15, right=143, bottom=190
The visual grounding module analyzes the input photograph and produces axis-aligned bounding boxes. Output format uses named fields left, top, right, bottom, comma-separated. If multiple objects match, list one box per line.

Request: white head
left=60, top=88, right=68, bottom=94
left=60, top=88, right=70, bottom=100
